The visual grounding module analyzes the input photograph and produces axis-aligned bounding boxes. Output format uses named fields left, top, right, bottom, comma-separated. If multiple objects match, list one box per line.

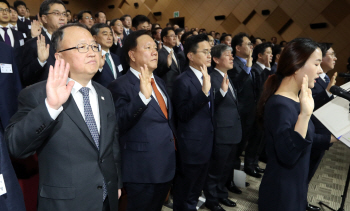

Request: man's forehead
left=49, top=3, right=65, bottom=11
left=0, top=2, right=8, bottom=8
left=100, top=27, right=111, bottom=33
left=83, top=13, right=92, bottom=17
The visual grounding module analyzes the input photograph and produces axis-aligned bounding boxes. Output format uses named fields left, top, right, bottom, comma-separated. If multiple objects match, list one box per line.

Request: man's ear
left=213, top=57, right=219, bottom=65
left=92, top=35, right=97, bottom=42
left=128, top=50, right=135, bottom=63
left=41, top=15, right=48, bottom=24
left=54, top=52, right=62, bottom=60
left=187, top=52, right=193, bottom=62
left=235, top=45, right=240, bottom=54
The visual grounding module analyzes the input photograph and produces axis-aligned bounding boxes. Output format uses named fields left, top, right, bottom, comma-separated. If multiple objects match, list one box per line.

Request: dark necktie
left=118, top=37, right=123, bottom=47
left=324, top=75, right=330, bottom=85
left=105, top=53, right=114, bottom=77
left=2, top=27, right=11, bottom=46
left=79, top=87, right=107, bottom=201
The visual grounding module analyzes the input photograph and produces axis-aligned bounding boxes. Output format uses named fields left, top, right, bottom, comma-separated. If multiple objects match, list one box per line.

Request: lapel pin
left=101, top=96, right=105, bottom=100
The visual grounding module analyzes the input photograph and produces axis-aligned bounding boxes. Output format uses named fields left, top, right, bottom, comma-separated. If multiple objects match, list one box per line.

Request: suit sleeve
left=108, top=81, right=148, bottom=135
left=5, top=88, right=58, bottom=158
left=312, top=89, right=333, bottom=111
left=172, top=77, right=210, bottom=123
left=210, top=76, right=225, bottom=110
left=228, top=66, right=251, bottom=93
left=154, top=51, right=170, bottom=78
left=20, top=39, right=46, bottom=86
left=266, top=103, right=312, bottom=166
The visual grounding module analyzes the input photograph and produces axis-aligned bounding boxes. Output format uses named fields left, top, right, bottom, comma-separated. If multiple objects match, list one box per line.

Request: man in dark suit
left=20, top=0, right=67, bottom=86
left=307, top=43, right=337, bottom=211
left=91, top=23, right=122, bottom=87
left=14, top=0, right=30, bottom=38
left=5, top=23, right=122, bottom=211
left=78, top=10, right=94, bottom=29
left=271, top=44, right=283, bottom=74
left=226, top=32, right=254, bottom=191
left=243, top=42, right=273, bottom=178
left=154, top=27, right=181, bottom=98
left=172, top=34, right=214, bottom=211
left=120, top=14, right=131, bottom=37
left=108, top=30, right=176, bottom=211
left=152, top=27, right=162, bottom=50
left=203, top=44, right=242, bottom=211
left=109, top=18, right=124, bottom=57
left=94, top=11, right=106, bottom=24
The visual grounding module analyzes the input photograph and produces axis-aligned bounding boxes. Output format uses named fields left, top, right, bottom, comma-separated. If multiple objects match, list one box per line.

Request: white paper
left=118, top=64, right=123, bottom=72
left=233, top=169, right=246, bottom=188
left=28, top=25, right=31, bottom=29
left=19, top=39, right=24, bottom=46
left=0, top=63, right=13, bottom=73
left=23, top=33, right=27, bottom=38
left=0, top=174, right=7, bottom=196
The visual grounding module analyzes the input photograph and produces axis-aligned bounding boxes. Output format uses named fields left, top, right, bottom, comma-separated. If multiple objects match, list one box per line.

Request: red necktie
left=118, top=37, right=122, bottom=47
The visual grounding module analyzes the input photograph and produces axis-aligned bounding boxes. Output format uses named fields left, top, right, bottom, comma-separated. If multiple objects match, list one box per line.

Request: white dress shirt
left=45, top=79, right=101, bottom=133
left=101, top=50, right=117, bottom=79
left=129, top=67, right=168, bottom=107
left=190, top=66, right=223, bottom=97
left=0, top=24, right=14, bottom=47
left=9, top=23, right=18, bottom=31
left=256, top=61, right=271, bottom=71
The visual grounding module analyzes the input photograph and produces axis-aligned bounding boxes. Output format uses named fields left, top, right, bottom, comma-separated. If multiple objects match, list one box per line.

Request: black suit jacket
left=93, top=52, right=122, bottom=87
left=227, top=56, right=256, bottom=114
left=173, top=44, right=186, bottom=71
left=20, top=31, right=56, bottom=86
left=251, top=62, right=271, bottom=101
left=173, top=67, right=214, bottom=164
left=5, top=81, right=122, bottom=211
left=154, top=47, right=181, bottom=98
left=0, top=28, right=25, bottom=49
left=110, top=38, right=124, bottom=58
left=210, top=70, right=242, bottom=144
left=17, top=18, right=31, bottom=38
left=312, top=77, right=333, bottom=111
left=0, top=43, right=22, bottom=135
left=108, top=70, right=176, bottom=183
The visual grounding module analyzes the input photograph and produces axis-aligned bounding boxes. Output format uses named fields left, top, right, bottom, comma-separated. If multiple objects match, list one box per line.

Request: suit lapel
left=103, top=62, right=115, bottom=79
left=63, top=95, right=97, bottom=150
left=317, top=78, right=327, bottom=89
left=187, top=69, right=202, bottom=93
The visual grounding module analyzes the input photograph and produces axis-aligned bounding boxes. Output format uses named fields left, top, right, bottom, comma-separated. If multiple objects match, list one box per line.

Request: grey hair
left=211, top=44, right=232, bottom=59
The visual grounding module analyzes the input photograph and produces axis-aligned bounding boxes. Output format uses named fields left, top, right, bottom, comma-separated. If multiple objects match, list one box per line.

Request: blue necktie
left=2, top=27, right=11, bottom=46
left=79, top=87, right=107, bottom=201
left=324, top=75, right=330, bottom=85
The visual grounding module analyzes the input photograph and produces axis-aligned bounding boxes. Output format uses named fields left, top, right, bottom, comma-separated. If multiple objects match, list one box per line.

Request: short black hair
left=9, top=6, right=16, bottom=11
left=161, top=27, right=174, bottom=43
left=151, top=27, right=162, bottom=37
left=175, top=28, right=184, bottom=35
left=14, top=0, right=26, bottom=9
left=220, top=34, right=231, bottom=43
left=90, top=23, right=111, bottom=36
left=132, top=15, right=150, bottom=29
left=66, top=9, right=71, bottom=13
left=184, top=34, right=209, bottom=60
left=77, top=10, right=92, bottom=21
left=318, top=43, right=333, bottom=57
left=95, top=11, right=105, bottom=18
left=39, top=0, right=66, bottom=17
left=123, top=30, right=150, bottom=64
left=252, top=42, right=272, bottom=63
left=181, top=31, right=192, bottom=45
left=0, top=0, right=10, bottom=9
left=252, top=37, right=262, bottom=45
left=231, top=32, right=249, bottom=55
left=279, top=40, right=287, bottom=46
left=215, top=32, right=220, bottom=36
left=110, top=18, right=120, bottom=27
left=52, top=23, right=89, bottom=51
left=120, top=14, right=131, bottom=21
left=271, top=44, right=283, bottom=65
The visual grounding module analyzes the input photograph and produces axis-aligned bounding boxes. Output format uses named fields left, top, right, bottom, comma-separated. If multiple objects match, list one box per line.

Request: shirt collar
left=42, top=27, right=52, bottom=40
left=256, top=61, right=266, bottom=70
left=189, top=66, right=203, bottom=81
left=0, top=24, right=11, bottom=28
left=319, top=72, right=326, bottom=82
left=129, top=67, right=154, bottom=80
left=214, top=68, right=225, bottom=77
left=68, top=78, right=94, bottom=95
left=162, top=45, right=172, bottom=53
left=236, top=56, right=247, bottom=65
left=102, top=49, right=110, bottom=56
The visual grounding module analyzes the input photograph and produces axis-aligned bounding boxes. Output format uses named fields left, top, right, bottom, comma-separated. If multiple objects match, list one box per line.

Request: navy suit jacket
left=172, top=67, right=214, bottom=164
left=0, top=28, right=24, bottom=49
left=20, top=31, right=55, bottom=86
left=210, top=70, right=242, bottom=144
left=251, top=62, right=271, bottom=101
left=312, top=77, right=333, bottom=111
left=0, top=134, right=26, bottom=211
left=16, top=18, right=30, bottom=38
left=0, top=43, right=22, bottom=135
left=108, top=70, right=176, bottom=183
left=93, top=52, right=122, bottom=87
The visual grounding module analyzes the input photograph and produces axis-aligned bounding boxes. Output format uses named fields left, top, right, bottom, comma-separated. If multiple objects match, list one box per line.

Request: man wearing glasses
left=78, top=10, right=94, bottom=29
left=5, top=23, right=122, bottom=211
left=20, top=0, right=67, bottom=86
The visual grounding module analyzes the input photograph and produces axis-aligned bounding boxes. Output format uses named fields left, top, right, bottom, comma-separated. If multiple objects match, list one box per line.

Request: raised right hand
left=167, top=51, right=173, bottom=68
left=31, top=19, right=42, bottom=38
left=37, top=34, right=50, bottom=63
left=326, top=72, right=337, bottom=92
left=246, top=48, right=253, bottom=67
left=200, top=63, right=211, bottom=95
left=299, top=75, right=314, bottom=117
left=46, top=59, right=74, bottom=110
left=139, top=64, right=152, bottom=99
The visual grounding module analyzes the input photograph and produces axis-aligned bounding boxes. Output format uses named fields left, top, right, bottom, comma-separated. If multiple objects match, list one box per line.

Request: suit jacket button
left=100, top=159, right=104, bottom=163
left=97, top=186, right=102, bottom=189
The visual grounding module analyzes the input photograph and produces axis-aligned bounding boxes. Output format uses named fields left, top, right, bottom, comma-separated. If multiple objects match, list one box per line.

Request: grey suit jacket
left=5, top=81, right=122, bottom=211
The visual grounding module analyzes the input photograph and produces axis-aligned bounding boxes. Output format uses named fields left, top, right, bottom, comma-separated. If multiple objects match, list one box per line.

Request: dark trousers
left=308, top=148, right=325, bottom=182
left=102, top=196, right=110, bottom=211
left=124, top=181, right=171, bottom=211
left=204, top=143, right=238, bottom=205
left=244, top=120, right=265, bottom=169
left=173, top=162, right=210, bottom=211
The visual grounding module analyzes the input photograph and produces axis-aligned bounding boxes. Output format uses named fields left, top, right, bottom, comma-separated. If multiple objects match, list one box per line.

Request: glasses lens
left=77, top=43, right=88, bottom=53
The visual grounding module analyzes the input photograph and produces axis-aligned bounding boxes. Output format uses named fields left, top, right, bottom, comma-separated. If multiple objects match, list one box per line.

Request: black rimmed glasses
left=46, top=11, right=67, bottom=18
left=58, top=43, right=101, bottom=53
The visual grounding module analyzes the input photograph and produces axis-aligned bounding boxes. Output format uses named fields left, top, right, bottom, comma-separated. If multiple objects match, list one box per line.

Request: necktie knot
left=324, top=75, right=330, bottom=84
left=3, top=27, right=8, bottom=31
left=79, top=87, right=90, bottom=96
left=105, top=52, right=109, bottom=58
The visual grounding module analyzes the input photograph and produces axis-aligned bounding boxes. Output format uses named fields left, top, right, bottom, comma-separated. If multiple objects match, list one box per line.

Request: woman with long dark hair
left=257, top=38, right=337, bottom=211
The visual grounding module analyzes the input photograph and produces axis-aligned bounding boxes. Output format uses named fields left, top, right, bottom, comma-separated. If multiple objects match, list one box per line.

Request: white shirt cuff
left=220, top=88, right=227, bottom=97
left=139, top=91, right=151, bottom=105
left=326, top=89, right=333, bottom=97
left=45, top=98, right=63, bottom=120
left=38, top=58, right=47, bottom=67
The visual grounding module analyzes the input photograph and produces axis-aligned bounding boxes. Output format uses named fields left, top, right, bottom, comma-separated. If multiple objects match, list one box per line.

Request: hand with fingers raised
left=37, top=34, right=50, bottom=63
left=46, top=59, right=75, bottom=110
left=221, top=73, right=229, bottom=93
left=200, top=63, right=211, bottom=95
left=299, top=75, right=314, bottom=117
left=139, top=64, right=152, bottom=99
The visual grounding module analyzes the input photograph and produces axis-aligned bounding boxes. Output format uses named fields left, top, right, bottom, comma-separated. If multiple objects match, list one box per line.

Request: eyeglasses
left=46, top=11, right=67, bottom=18
left=0, top=8, right=10, bottom=13
left=327, top=52, right=336, bottom=57
left=166, top=35, right=176, bottom=38
left=196, top=50, right=211, bottom=56
left=243, top=42, right=253, bottom=46
left=58, top=43, right=101, bottom=53
left=83, top=16, right=93, bottom=20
